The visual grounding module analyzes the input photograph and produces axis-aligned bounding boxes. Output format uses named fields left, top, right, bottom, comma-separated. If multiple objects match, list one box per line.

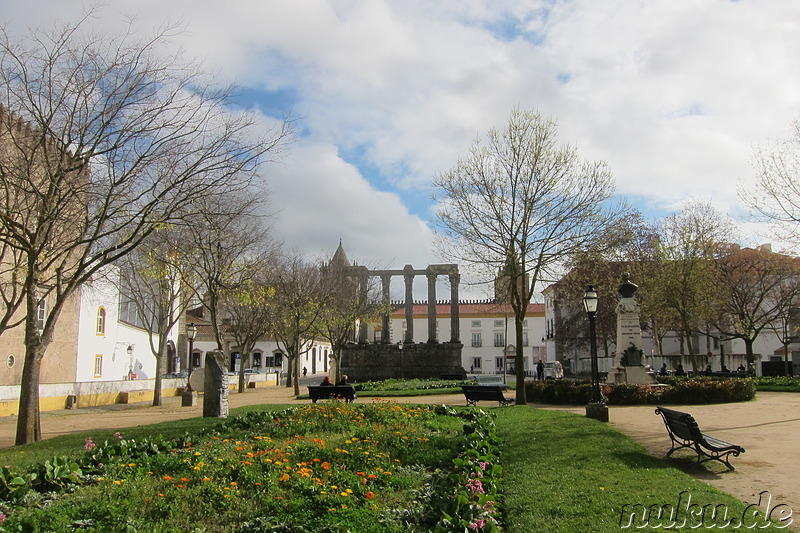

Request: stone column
left=449, top=272, right=460, bottom=343
left=358, top=268, right=369, bottom=343
left=381, top=273, right=391, bottom=343
left=427, top=271, right=437, bottom=343
left=203, top=350, right=229, bottom=418
left=404, top=265, right=414, bottom=343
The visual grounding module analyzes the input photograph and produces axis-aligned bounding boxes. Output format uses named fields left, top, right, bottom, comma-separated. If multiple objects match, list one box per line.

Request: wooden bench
left=461, top=385, right=514, bottom=407
left=307, top=385, right=356, bottom=403
left=655, top=406, right=745, bottom=470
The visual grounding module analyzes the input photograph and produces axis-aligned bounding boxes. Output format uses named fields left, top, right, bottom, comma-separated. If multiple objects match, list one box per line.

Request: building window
left=495, top=357, right=504, bottom=369
left=471, top=357, right=481, bottom=370
left=36, top=297, right=47, bottom=333
left=522, top=332, right=528, bottom=347
left=494, top=333, right=505, bottom=347
left=96, top=307, right=106, bottom=335
left=374, top=329, right=383, bottom=343
left=94, top=354, right=103, bottom=377
left=494, top=319, right=504, bottom=328
left=472, top=333, right=482, bottom=347
left=471, top=320, right=481, bottom=328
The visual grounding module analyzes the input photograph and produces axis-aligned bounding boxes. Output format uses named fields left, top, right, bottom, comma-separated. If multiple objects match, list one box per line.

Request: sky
left=3, top=0, right=799, bottom=300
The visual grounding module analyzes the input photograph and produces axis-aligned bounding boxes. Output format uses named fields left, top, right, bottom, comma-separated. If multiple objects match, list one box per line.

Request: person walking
left=536, top=360, right=544, bottom=381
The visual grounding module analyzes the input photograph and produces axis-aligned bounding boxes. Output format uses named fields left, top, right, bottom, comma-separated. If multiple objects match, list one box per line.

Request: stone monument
left=203, top=350, right=229, bottom=418
left=606, top=273, right=656, bottom=385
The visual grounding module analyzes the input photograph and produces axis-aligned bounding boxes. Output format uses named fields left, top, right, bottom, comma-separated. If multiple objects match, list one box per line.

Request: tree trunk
left=152, top=344, right=165, bottom=407
left=293, top=353, right=300, bottom=396
left=285, top=356, right=293, bottom=387
left=514, top=316, right=526, bottom=405
left=744, top=338, right=755, bottom=366
left=16, top=339, right=44, bottom=445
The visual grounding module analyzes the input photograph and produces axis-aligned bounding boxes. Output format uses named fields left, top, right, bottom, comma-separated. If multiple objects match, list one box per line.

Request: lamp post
left=583, top=285, right=608, bottom=421
left=186, top=322, right=197, bottom=388
left=182, top=323, right=198, bottom=407
left=127, top=345, right=134, bottom=380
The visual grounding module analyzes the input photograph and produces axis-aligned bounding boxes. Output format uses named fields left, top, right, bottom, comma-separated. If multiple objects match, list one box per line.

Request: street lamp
left=127, top=345, right=134, bottom=380
left=182, top=323, right=198, bottom=407
left=583, top=285, right=607, bottom=421
left=186, top=323, right=197, bottom=389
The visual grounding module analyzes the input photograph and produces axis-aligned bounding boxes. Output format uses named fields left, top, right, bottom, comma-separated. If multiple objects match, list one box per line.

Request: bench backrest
left=475, top=375, right=504, bottom=385
left=655, top=406, right=703, bottom=442
left=308, top=385, right=355, bottom=399
left=461, top=385, right=506, bottom=399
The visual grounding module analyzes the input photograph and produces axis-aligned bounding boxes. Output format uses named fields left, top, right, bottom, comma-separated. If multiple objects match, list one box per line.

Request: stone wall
left=341, top=342, right=466, bottom=381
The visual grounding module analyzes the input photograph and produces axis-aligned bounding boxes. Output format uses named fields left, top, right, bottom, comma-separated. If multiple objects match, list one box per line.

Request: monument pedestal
left=606, top=365, right=656, bottom=385
left=585, top=402, right=609, bottom=422
left=181, top=390, right=197, bottom=407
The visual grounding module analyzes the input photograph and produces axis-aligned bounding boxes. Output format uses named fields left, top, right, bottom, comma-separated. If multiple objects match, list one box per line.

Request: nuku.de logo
left=619, top=490, right=793, bottom=529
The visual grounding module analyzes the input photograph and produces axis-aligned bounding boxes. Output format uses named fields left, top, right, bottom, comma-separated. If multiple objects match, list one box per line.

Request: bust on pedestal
left=606, top=273, right=656, bottom=385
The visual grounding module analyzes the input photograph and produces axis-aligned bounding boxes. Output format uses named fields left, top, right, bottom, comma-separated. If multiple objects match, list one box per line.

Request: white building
left=380, top=301, right=547, bottom=376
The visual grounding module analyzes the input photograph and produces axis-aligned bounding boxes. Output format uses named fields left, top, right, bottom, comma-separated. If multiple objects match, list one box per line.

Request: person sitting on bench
left=337, top=374, right=349, bottom=386
left=320, top=376, right=333, bottom=386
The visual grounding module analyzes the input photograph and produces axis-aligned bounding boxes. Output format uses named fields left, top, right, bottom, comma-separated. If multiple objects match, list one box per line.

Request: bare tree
left=181, top=194, right=276, bottom=371
left=744, top=119, right=800, bottom=246
left=0, top=15, right=289, bottom=444
left=267, top=254, right=325, bottom=396
left=433, top=108, right=619, bottom=404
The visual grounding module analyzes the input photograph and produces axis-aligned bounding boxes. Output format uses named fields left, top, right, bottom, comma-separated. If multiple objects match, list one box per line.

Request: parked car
left=543, top=361, right=564, bottom=380
left=162, top=371, right=188, bottom=379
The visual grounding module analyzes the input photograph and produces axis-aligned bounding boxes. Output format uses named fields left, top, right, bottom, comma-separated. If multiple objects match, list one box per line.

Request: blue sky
left=4, top=0, right=800, bottom=299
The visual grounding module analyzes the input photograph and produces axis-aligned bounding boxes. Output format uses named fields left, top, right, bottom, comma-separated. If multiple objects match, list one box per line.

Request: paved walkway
left=1, top=387, right=798, bottom=524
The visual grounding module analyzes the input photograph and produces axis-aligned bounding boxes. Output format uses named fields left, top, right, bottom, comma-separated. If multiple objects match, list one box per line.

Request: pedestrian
left=302, top=366, right=307, bottom=377
left=536, top=360, right=544, bottom=381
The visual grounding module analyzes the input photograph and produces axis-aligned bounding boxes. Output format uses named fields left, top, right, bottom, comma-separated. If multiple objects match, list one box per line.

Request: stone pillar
left=449, top=272, right=460, bottom=343
left=427, top=271, right=437, bottom=343
left=203, top=350, right=229, bottom=418
left=404, top=265, right=414, bottom=343
left=358, top=269, right=369, bottom=343
left=381, top=273, right=391, bottom=343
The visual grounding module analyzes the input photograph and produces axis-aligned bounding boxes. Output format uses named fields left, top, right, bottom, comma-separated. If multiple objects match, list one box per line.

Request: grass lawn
left=0, top=402, right=777, bottom=531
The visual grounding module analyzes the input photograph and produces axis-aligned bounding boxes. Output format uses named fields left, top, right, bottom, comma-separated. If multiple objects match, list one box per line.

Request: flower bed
left=0, top=401, right=504, bottom=532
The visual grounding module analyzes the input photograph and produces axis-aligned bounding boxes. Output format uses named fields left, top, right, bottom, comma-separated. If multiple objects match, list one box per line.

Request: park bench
left=655, top=406, right=745, bottom=470
left=461, top=385, right=514, bottom=407
left=307, top=385, right=356, bottom=403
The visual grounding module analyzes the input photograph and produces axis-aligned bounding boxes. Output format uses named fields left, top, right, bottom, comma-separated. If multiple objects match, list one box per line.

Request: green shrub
left=524, top=377, right=755, bottom=405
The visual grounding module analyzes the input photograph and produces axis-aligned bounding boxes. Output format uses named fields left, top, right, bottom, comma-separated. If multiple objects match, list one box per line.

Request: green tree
left=267, top=254, right=325, bottom=396
left=433, top=108, right=620, bottom=403
left=316, top=250, right=385, bottom=382
left=646, top=201, right=730, bottom=369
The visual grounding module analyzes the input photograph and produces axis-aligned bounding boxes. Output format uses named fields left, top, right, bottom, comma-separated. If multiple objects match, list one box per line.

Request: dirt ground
left=1, top=387, right=798, bottom=525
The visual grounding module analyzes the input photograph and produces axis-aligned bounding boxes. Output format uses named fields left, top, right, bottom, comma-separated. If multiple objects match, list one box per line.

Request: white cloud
left=4, top=0, right=800, bottom=296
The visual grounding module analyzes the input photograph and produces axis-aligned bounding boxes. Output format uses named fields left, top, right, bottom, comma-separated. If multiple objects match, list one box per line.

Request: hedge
left=524, top=376, right=755, bottom=405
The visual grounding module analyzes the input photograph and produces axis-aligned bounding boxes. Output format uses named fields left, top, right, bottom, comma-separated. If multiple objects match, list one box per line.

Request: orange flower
left=365, top=491, right=375, bottom=500
left=180, top=478, right=190, bottom=482
left=163, top=476, right=173, bottom=481
left=322, top=462, right=330, bottom=470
